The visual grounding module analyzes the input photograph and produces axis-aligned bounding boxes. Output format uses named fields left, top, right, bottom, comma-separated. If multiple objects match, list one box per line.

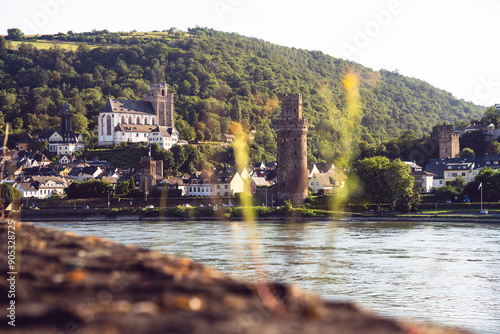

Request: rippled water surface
left=37, top=220, right=500, bottom=333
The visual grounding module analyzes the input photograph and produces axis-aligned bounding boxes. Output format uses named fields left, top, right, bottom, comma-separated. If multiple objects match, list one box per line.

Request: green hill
left=0, top=28, right=484, bottom=163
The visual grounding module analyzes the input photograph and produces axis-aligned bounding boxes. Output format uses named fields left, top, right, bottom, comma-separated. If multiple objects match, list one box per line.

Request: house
left=68, top=166, right=103, bottom=182
left=443, top=162, right=475, bottom=184
left=15, top=150, right=51, bottom=169
left=147, top=126, right=179, bottom=150
left=309, top=173, right=336, bottom=194
left=15, top=134, right=33, bottom=151
left=425, top=158, right=475, bottom=188
left=464, top=123, right=495, bottom=136
left=56, top=154, right=86, bottom=166
left=156, top=176, right=186, bottom=196
left=38, top=103, right=85, bottom=155
left=15, top=176, right=70, bottom=199
left=213, top=168, right=245, bottom=196
left=220, top=134, right=235, bottom=143
left=250, top=176, right=270, bottom=195
left=98, top=168, right=121, bottom=184
left=308, top=163, right=336, bottom=178
left=403, top=161, right=435, bottom=192
left=16, top=182, right=39, bottom=198
left=39, top=130, right=85, bottom=155
left=187, top=171, right=213, bottom=197
left=80, top=166, right=104, bottom=182
left=474, top=154, right=500, bottom=169
left=98, top=83, right=178, bottom=146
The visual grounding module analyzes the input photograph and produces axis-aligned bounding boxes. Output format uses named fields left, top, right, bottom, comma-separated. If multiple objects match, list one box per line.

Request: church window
left=145, top=117, right=149, bottom=125
left=129, top=116, right=133, bottom=124
left=122, top=116, right=126, bottom=124
left=162, top=89, right=165, bottom=96
left=106, top=115, right=112, bottom=136
left=136, top=116, right=141, bottom=125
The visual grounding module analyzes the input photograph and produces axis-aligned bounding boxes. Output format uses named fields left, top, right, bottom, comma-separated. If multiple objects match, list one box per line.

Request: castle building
left=98, top=83, right=178, bottom=147
left=276, top=94, right=309, bottom=205
left=38, top=103, right=85, bottom=155
left=433, top=125, right=460, bottom=159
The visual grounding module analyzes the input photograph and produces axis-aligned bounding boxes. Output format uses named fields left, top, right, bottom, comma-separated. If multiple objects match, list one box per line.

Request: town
left=2, top=81, right=500, bottom=213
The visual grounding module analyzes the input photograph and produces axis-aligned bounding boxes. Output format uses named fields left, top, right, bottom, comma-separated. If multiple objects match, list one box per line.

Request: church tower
left=276, top=94, right=309, bottom=206
left=143, top=83, right=174, bottom=127
left=60, top=102, right=73, bottom=131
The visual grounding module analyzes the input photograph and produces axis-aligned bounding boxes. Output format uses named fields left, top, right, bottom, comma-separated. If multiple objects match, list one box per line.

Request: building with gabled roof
left=98, top=83, right=177, bottom=146
left=15, top=176, right=70, bottom=199
left=38, top=103, right=85, bottom=155
left=147, top=126, right=179, bottom=150
left=309, top=173, right=336, bottom=194
left=213, top=167, right=245, bottom=196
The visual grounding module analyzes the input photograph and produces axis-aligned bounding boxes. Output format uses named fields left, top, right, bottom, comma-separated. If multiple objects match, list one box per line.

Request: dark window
left=106, top=116, right=112, bottom=136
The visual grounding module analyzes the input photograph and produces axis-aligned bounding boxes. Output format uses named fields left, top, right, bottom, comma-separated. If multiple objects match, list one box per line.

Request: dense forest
left=0, top=27, right=485, bottom=164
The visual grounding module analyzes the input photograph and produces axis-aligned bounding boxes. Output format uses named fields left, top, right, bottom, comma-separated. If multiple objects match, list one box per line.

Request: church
left=98, top=83, right=179, bottom=147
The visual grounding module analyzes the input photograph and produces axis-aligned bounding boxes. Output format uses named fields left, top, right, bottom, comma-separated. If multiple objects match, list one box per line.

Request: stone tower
left=60, top=102, right=72, bottom=131
left=276, top=94, right=309, bottom=206
left=140, top=156, right=163, bottom=200
left=143, top=83, right=174, bottom=127
left=433, top=125, right=460, bottom=159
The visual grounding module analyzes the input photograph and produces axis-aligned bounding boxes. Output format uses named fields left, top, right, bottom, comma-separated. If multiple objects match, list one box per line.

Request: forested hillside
left=0, top=27, right=484, bottom=163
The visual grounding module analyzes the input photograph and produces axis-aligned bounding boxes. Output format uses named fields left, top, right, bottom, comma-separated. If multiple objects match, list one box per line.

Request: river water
left=36, top=220, right=500, bottom=333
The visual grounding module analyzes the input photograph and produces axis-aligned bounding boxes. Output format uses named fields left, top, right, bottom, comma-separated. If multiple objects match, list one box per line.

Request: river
left=35, top=220, right=500, bottom=334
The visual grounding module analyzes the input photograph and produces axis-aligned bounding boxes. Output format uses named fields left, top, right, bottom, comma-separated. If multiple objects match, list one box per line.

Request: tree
left=231, top=99, right=242, bottom=121
left=28, top=140, right=49, bottom=152
left=179, top=126, right=195, bottom=141
left=195, top=130, right=205, bottom=141
left=0, top=184, right=22, bottom=204
left=463, top=168, right=500, bottom=202
left=356, top=156, right=418, bottom=211
left=460, top=147, right=475, bottom=158
left=65, top=179, right=113, bottom=199
left=481, top=106, right=500, bottom=127
left=486, top=141, right=500, bottom=155
left=72, top=113, right=89, bottom=134
left=115, top=180, right=131, bottom=196
left=128, top=177, right=136, bottom=191
left=0, top=36, right=7, bottom=50
left=433, top=185, right=459, bottom=203
left=7, top=28, right=24, bottom=41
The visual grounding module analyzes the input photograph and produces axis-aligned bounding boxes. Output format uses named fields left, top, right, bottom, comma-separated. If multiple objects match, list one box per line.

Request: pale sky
left=1, top=0, right=499, bottom=107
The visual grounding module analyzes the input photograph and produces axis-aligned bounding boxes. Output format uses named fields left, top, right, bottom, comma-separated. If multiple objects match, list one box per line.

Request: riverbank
left=17, top=207, right=500, bottom=223
left=0, top=220, right=474, bottom=333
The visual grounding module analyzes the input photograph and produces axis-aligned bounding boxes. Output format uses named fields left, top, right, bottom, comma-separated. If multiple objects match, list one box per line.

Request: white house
left=187, top=171, right=213, bottom=197
left=403, top=161, right=435, bottom=192
left=309, top=173, right=336, bottom=194
left=16, top=176, right=70, bottom=199
left=147, top=126, right=179, bottom=150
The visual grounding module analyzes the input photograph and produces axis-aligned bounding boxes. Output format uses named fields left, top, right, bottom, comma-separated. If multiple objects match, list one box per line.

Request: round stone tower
left=276, top=94, right=309, bottom=206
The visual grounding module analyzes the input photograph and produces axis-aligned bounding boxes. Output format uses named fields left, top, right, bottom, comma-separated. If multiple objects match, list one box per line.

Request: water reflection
left=37, top=220, right=500, bottom=334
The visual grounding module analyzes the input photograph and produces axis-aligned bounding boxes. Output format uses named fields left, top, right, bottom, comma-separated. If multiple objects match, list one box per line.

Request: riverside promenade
left=1, top=219, right=473, bottom=334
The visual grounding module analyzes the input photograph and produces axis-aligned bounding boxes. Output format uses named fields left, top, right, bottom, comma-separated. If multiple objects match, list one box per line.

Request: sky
left=1, top=0, right=499, bottom=107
